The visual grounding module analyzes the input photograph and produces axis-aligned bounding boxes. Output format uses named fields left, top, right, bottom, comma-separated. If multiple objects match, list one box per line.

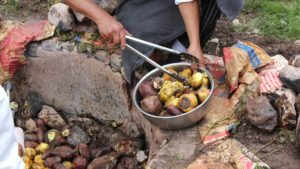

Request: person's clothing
left=0, top=86, right=25, bottom=169
left=116, top=0, right=244, bottom=84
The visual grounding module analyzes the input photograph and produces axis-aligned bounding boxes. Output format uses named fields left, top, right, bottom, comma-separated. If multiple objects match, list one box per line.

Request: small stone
left=136, top=150, right=147, bottom=163
left=232, top=19, right=240, bottom=25
left=246, top=96, right=278, bottom=132
left=210, top=38, right=219, bottom=43
left=68, top=117, right=102, bottom=137
left=41, top=38, right=62, bottom=52
left=288, top=55, right=300, bottom=67
left=25, top=118, right=37, bottom=133
left=279, top=65, right=300, bottom=93
left=38, top=105, right=66, bottom=130
left=74, top=21, right=98, bottom=33
left=94, top=50, right=107, bottom=63
left=48, top=3, right=75, bottom=31
left=73, top=11, right=86, bottom=23
left=252, top=29, right=259, bottom=34
left=110, top=53, right=122, bottom=72
left=296, top=94, right=300, bottom=114
left=295, top=39, right=300, bottom=46
left=67, top=126, right=90, bottom=146
left=116, top=157, right=138, bottom=169
left=61, top=42, right=76, bottom=53
left=274, top=92, right=297, bottom=129
left=87, top=152, right=119, bottom=169
left=121, top=122, right=142, bottom=138
left=113, top=140, right=136, bottom=156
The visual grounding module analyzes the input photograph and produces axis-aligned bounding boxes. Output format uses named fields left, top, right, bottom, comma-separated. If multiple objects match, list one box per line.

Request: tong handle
left=125, top=36, right=180, bottom=55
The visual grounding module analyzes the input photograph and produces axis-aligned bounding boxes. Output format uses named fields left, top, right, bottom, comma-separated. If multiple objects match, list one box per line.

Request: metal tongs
left=125, top=36, right=199, bottom=85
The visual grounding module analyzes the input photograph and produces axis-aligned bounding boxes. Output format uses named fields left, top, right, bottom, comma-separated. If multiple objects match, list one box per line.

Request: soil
left=1, top=2, right=300, bottom=169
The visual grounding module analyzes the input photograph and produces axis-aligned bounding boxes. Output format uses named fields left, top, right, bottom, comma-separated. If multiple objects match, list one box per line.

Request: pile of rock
left=243, top=56, right=300, bottom=148
left=17, top=93, right=147, bottom=169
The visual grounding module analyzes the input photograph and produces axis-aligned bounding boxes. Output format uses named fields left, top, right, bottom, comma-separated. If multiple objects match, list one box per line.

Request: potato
left=165, top=97, right=179, bottom=108
left=167, top=105, right=183, bottom=115
left=62, top=161, right=72, bottom=169
left=78, top=143, right=92, bottom=160
left=36, top=143, right=49, bottom=153
left=45, top=129, right=67, bottom=146
left=72, top=156, right=88, bottom=169
left=141, top=96, right=162, bottom=115
left=151, top=77, right=164, bottom=90
left=178, top=93, right=198, bottom=112
left=162, top=68, right=177, bottom=81
left=184, top=88, right=197, bottom=95
left=139, top=81, right=158, bottom=98
left=34, top=154, right=44, bottom=166
left=37, top=128, right=45, bottom=143
left=44, top=156, right=61, bottom=168
left=201, top=76, right=209, bottom=88
left=179, top=68, right=192, bottom=79
left=61, top=125, right=71, bottom=137
left=36, top=118, right=47, bottom=132
left=42, top=146, right=75, bottom=160
left=197, top=87, right=211, bottom=103
left=32, top=163, right=45, bottom=169
left=22, top=156, right=32, bottom=169
left=25, top=147, right=36, bottom=159
left=159, top=81, right=184, bottom=102
left=189, top=72, right=203, bottom=88
left=158, top=110, right=172, bottom=117
left=25, top=141, right=38, bottom=149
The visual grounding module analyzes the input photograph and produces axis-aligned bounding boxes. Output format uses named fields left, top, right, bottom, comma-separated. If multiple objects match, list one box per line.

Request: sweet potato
left=25, top=141, right=38, bottom=149
left=78, top=143, right=92, bottom=160
left=36, top=118, right=47, bottom=132
left=44, top=156, right=61, bottom=168
left=42, top=146, right=75, bottom=160
left=56, top=161, right=72, bottom=169
left=61, top=125, right=71, bottom=137
left=72, top=156, right=88, bottom=169
left=45, top=129, right=67, bottom=146
left=139, top=81, right=157, bottom=98
left=167, top=105, right=183, bottom=115
left=141, top=96, right=162, bottom=115
left=37, top=128, right=45, bottom=143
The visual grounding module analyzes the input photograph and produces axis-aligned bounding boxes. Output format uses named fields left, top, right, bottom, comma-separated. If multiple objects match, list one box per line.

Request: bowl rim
left=133, top=62, right=214, bottom=119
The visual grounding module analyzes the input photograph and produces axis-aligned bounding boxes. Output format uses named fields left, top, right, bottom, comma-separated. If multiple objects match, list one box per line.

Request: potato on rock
left=162, top=68, right=177, bottom=81
left=178, top=93, right=198, bottom=112
left=139, top=81, right=158, bottom=98
left=179, top=68, right=192, bottom=79
left=189, top=72, right=203, bottom=88
left=141, top=96, right=162, bottom=115
left=159, top=80, right=184, bottom=102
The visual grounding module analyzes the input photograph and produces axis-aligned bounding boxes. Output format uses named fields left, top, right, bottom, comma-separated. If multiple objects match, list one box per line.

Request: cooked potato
left=167, top=105, right=183, bottom=115
left=189, top=72, right=203, bottom=88
left=162, top=68, right=177, bottom=81
left=36, top=143, right=49, bottom=153
left=197, top=87, right=211, bottom=103
left=159, top=81, right=184, bottom=102
left=25, top=147, right=36, bottom=159
left=139, top=81, right=158, bottom=98
left=179, top=68, right=192, bottom=79
left=178, top=93, right=198, bottom=112
left=165, top=96, right=179, bottom=108
left=141, top=96, right=162, bottom=115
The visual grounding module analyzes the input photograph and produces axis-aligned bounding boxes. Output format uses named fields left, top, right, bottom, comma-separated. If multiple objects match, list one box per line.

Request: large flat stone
left=13, top=50, right=131, bottom=123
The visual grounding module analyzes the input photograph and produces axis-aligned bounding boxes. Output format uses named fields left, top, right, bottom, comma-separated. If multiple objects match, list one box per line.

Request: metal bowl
left=133, top=63, right=214, bottom=130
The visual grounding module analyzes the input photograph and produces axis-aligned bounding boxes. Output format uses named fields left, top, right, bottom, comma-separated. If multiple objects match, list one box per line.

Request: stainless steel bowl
left=133, top=63, right=214, bottom=130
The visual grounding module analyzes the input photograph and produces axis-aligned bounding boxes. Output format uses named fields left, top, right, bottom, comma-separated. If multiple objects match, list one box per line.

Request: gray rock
left=232, top=19, right=240, bottom=25
left=94, top=50, right=107, bottom=63
left=41, top=38, right=62, bottom=52
left=274, top=93, right=297, bottom=129
left=246, top=96, right=278, bottom=132
left=21, top=92, right=43, bottom=119
left=48, top=3, right=75, bottom=31
left=136, top=150, right=147, bottom=163
left=121, top=122, right=142, bottom=138
left=288, top=55, right=300, bottom=67
left=73, top=11, right=86, bottom=23
left=87, top=152, right=119, bottom=169
left=68, top=117, right=102, bottom=137
left=274, top=88, right=296, bottom=105
left=67, top=126, right=90, bottom=146
left=110, top=53, right=122, bottom=72
left=38, top=105, right=66, bottom=130
left=25, top=118, right=37, bottom=133
left=61, top=42, right=76, bottom=53
left=94, top=0, right=118, bottom=14
left=279, top=65, right=300, bottom=93
left=25, top=42, right=39, bottom=57
left=295, top=39, right=300, bottom=46
left=13, top=50, right=131, bottom=123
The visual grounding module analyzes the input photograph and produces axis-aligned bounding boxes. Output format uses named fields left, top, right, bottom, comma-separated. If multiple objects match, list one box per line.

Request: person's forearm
left=178, top=0, right=200, bottom=48
left=64, top=0, right=108, bottom=25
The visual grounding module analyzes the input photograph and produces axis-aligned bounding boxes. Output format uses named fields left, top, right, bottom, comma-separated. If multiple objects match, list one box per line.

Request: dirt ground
left=1, top=2, right=300, bottom=168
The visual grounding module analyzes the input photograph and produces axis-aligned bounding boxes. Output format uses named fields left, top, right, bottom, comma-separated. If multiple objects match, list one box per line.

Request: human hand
left=187, top=45, right=206, bottom=68
left=95, top=13, right=132, bottom=49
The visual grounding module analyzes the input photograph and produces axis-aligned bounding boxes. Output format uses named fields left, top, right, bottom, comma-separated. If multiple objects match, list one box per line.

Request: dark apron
left=116, top=0, right=244, bottom=84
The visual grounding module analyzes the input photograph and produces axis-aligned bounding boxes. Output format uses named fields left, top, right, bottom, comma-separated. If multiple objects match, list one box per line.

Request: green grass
left=1, top=0, right=21, bottom=15
left=241, top=0, right=300, bottom=41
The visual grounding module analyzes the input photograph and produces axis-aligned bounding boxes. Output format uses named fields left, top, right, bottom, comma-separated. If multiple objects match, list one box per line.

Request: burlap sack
left=223, top=41, right=273, bottom=92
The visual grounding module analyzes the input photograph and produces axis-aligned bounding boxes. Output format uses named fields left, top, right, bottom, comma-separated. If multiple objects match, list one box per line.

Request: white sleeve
left=175, top=0, right=194, bottom=5
left=0, top=86, right=25, bottom=169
